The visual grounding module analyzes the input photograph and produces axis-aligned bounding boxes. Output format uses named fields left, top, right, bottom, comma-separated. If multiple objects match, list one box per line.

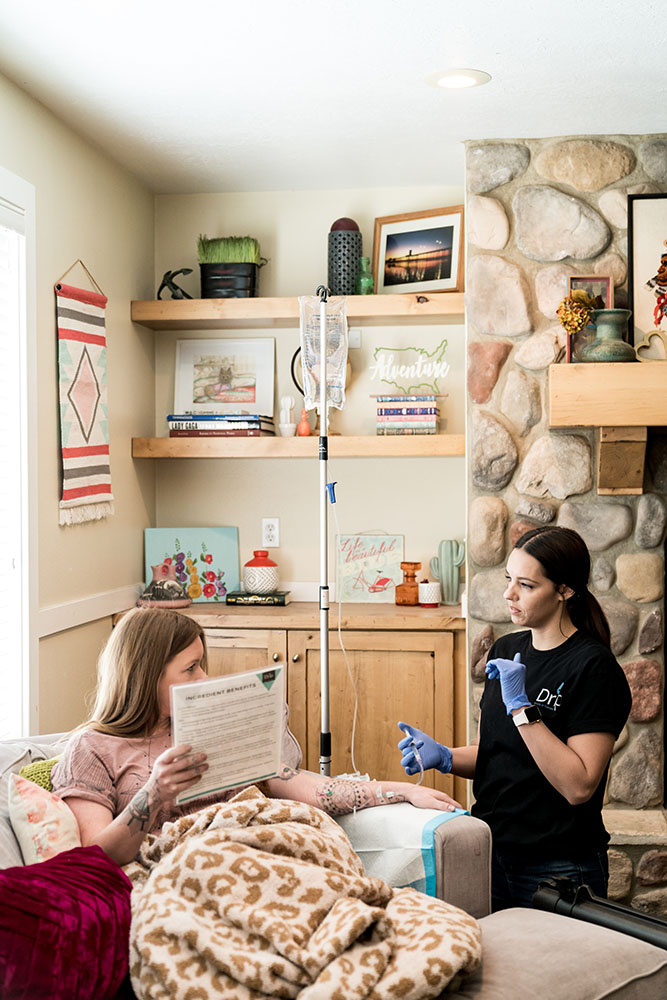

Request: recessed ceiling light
left=426, top=68, right=491, bottom=89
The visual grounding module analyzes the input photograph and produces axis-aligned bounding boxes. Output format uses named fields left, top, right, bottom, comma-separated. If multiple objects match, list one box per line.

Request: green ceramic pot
left=581, top=309, right=636, bottom=362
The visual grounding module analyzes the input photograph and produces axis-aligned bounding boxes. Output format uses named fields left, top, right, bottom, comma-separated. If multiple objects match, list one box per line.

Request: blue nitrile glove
left=485, top=652, right=531, bottom=715
left=397, top=722, right=453, bottom=775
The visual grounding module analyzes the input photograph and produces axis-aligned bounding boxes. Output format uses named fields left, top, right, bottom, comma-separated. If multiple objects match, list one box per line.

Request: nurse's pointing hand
left=485, top=652, right=531, bottom=715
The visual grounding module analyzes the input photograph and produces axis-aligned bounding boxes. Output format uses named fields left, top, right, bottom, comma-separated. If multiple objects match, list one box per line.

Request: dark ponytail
left=514, top=526, right=611, bottom=648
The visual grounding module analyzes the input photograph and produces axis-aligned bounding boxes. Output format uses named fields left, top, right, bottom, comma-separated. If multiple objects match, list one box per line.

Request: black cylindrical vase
left=328, top=231, right=362, bottom=295
left=200, top=262, right=258, bottom=298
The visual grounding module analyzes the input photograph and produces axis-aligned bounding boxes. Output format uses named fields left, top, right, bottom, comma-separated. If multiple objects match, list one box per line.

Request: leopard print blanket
left=125, top=786, right=481, bottom=999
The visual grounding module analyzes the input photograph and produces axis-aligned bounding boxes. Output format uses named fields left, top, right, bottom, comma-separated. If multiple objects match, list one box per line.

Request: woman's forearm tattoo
left=275, top=765, right=299, bottom=780
left=126, top=788, right=152, bottom=831
left=315, top=780, right=406, bottom=816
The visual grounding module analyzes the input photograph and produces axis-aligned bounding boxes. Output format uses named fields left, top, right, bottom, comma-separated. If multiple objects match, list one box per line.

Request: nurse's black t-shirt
left=471, top=629, right=631, bottom=860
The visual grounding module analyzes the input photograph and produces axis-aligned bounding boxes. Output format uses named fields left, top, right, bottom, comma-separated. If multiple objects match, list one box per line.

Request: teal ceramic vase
left=581, top=309, right=636, bottom=362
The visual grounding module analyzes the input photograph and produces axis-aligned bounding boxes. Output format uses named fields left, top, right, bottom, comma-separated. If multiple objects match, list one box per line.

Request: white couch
left=2, top=733, right=667, bottom=1000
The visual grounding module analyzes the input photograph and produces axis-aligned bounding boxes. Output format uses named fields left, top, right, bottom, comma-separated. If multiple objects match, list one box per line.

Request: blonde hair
left=83, top=607, right=208, bottom=737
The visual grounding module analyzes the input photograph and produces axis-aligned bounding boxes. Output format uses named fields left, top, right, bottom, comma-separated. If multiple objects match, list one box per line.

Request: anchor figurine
left=157, top=268, right=193, bottom=300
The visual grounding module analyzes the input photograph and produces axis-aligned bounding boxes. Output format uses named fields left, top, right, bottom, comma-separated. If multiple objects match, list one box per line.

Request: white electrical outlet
left=262, top=517, right=280, bottom=547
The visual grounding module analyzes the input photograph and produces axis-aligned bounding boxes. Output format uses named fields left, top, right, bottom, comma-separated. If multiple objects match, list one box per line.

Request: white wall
left=0, top=71, right=156, bottom=730
left=154, top=187, right=467, bottom=588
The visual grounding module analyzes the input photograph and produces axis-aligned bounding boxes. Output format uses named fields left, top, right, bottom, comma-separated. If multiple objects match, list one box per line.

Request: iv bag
left=298, top=296, right=349, bottom=412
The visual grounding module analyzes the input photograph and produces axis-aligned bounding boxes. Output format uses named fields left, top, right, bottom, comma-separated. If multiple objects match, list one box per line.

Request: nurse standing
left=398, top=526, right=631, bottom=910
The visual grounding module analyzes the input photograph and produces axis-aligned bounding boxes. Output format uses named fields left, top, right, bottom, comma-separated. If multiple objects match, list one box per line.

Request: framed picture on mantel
left=567, top=274, right=614, bottom=362
left=628, top=192, right=667, bottom=346
left=372, top=205, right=465, bottom=295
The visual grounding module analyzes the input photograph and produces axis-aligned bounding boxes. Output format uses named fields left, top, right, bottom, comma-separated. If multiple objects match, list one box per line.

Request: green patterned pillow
left=18, top=756, right=61, bottom=791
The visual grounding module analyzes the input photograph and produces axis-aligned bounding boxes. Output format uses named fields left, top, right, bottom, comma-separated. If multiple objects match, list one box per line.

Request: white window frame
left=0, top=164, right=37, bottom=735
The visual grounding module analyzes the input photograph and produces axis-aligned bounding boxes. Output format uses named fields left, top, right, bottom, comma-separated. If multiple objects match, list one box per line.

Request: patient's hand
left=147, top=744, right=208, bottom=808
left=401, top=784, right=463, bottom=812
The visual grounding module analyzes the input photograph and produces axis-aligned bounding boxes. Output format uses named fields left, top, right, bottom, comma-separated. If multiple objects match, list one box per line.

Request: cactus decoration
left=429, top=539, right=465, bottom=606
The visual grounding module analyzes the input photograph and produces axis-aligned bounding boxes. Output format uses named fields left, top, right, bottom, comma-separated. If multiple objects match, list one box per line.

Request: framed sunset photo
left=372, top=205, right=465, bottom=295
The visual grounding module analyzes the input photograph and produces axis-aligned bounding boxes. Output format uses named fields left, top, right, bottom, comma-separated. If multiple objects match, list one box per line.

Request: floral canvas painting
left=144, top=527, right=240, bottom=602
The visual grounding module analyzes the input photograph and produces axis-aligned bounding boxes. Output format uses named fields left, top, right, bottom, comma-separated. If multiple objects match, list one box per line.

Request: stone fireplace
left=465, top=134, right=667, bottom=913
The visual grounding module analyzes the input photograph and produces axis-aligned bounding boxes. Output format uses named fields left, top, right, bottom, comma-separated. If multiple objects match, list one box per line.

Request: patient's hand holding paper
left=170, top=666, right=285, bottom=804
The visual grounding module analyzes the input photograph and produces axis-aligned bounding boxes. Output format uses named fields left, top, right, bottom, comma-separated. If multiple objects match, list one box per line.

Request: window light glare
left=426, top=68, right=491, bottom=89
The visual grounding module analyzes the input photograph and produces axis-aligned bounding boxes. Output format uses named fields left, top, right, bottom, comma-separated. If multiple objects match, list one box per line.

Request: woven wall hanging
left=55, top=261, right=114, bottom=525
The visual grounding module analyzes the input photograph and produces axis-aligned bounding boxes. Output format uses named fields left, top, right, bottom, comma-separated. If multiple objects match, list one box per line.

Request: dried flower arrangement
left=556, top=289, right=606, bottom=361
left=556, top=289, right=605, bottom=337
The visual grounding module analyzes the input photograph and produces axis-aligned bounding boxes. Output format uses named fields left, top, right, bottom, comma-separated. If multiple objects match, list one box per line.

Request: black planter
left=200, top=262, right=259, bottom=298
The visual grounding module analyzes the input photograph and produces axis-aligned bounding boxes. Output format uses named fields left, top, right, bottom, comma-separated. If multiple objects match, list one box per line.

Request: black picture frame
left=627, top=192, right=667, bottom=347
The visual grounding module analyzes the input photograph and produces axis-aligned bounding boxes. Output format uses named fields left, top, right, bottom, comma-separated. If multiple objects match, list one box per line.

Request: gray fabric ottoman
left=454, top=908, right=667, bottom=999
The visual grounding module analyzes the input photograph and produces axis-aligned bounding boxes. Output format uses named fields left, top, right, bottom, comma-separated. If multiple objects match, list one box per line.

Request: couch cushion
left=0, top=736, right=67, bottom=778
left=454, top=908, right=667, bottom=1000
left=0, top=735, right=68, bottom=869
left=0, top=767, right=28, bottom=869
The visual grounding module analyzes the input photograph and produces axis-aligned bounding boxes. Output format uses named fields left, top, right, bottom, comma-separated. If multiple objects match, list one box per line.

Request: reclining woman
left=398, top=526, right=632, bottom=911
left=51, top=606, right=461, bottom=866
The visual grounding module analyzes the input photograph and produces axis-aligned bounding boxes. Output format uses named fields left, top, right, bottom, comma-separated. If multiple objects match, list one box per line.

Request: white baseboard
left=37, top=584, right=143, bottom=638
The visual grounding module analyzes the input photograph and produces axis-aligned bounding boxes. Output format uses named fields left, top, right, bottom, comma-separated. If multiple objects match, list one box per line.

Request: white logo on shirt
left=536, top=682, right=564, bottom=711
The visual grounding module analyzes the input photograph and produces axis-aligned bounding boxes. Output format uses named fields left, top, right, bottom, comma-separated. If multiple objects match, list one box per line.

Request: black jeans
left=491, top=846, right=609, bottom=911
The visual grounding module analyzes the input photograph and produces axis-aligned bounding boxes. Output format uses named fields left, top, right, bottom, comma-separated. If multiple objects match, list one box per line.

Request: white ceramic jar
left=242, top=550, right=279, bottom=594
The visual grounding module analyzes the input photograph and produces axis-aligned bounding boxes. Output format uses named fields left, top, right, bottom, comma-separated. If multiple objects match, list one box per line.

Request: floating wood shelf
left=548, top=362, right=667, bottom=427
left=548, top=363, right=667, bottom=495
left=132, top=434, right=465, bottom=459
left=131, top=293, right=465, bottom=329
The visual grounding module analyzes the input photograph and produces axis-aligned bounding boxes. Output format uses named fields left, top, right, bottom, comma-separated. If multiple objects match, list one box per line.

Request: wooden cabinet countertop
left=176, top=601, right=465, bottom=632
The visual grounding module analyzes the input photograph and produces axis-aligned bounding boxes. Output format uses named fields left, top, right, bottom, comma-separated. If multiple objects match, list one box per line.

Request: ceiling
left=0, top=0, right=664, bottom=194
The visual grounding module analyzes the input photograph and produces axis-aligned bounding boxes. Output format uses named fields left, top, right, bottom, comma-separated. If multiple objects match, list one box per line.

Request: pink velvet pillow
left=0, top=844, right=132, bottom=1000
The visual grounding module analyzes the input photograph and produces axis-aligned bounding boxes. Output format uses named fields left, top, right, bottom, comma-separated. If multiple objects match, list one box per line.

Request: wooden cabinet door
left=288, top=629, right=454, bottom=795
left=203, top=628, right=287, bottom=677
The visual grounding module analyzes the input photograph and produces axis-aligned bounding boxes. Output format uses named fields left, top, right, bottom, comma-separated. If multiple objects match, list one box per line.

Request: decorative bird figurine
left=137, top=559, right=192, bottom=608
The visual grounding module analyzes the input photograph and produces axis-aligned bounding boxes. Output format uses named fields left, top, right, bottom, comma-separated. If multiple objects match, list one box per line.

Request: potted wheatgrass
left=197, top=235, right=267, bottom=298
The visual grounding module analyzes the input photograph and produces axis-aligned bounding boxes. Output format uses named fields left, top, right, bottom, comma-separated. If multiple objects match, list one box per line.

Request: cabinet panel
left=290, top=629, right=454, bottom=795
left=204, top=629, right=287, bottom=676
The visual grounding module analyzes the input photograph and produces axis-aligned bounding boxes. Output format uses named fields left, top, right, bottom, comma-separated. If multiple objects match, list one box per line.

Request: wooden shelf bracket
left=597, top=426, right=647, bottom=495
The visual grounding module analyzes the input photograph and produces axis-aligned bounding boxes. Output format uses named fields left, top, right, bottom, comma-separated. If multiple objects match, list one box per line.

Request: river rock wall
left=465, top=134, right=667, bottom=912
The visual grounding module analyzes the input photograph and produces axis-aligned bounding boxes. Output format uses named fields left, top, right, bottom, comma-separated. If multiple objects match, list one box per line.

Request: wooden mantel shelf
left=132, top=434, right=465, bottom=459
left=548, top=362, right=667, bottom=428
left=548, top=362, right=667, bottom=495
left=131, top=293, right=465, bottom=329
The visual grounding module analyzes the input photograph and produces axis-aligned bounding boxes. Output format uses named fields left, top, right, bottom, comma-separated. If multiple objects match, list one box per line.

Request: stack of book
left=374, top=395, right=439, bottom=435
left=226, top=590, right=291, bottom=606
left=167, top=413, right=275, bottom=437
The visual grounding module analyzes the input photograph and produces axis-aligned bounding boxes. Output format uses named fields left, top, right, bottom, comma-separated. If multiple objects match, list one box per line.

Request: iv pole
left=317, top=284, right=332, bottom=776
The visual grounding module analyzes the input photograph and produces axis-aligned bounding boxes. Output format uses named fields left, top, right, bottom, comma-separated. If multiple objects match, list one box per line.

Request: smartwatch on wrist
left=513, top=705, right=542, bottom=727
